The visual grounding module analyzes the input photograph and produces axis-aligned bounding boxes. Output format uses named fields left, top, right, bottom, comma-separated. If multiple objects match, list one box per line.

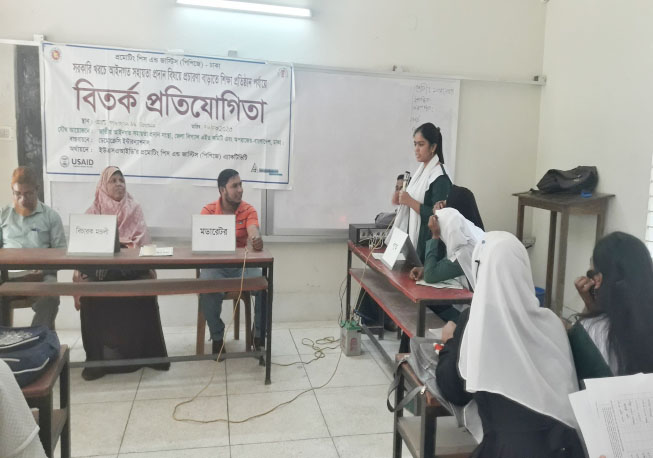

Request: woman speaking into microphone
left=392, top=122, right=452, bottom=263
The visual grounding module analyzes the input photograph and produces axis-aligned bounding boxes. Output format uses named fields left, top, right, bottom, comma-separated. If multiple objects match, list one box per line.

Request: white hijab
left=458, top=232, right=579, bottom=429
left=390, top=158, right=450, bottom=248
left=0, top=360, right=47, bottom=458
left=435, top=207, right=485, bottom=290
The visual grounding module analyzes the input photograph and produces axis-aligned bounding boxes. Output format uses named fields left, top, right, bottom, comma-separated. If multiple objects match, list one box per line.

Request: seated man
left=199, top=169, right=264, bottom=355
left=0, top=166, right=66, bottom=329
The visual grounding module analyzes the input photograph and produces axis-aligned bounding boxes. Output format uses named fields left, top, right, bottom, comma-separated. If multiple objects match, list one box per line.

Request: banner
left=42, top=43, right=293, bottom=187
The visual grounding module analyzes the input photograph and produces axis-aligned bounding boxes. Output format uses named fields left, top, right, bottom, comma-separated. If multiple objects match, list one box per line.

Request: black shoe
left=81, top=366, right=105, bottom=381
left=212, top=339, right=225, bottom=361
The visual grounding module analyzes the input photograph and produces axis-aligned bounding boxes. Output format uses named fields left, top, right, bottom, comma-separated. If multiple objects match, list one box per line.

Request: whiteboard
left=268, top=68, right=460, bottom=235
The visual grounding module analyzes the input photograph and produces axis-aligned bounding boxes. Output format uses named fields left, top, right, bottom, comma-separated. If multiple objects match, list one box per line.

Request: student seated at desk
left=73, top=166, right=169, bottom=381
left=0, top=166, right=66, bottom=330
left=436, top=232, right=584, bottom=458
left=568, top=232, right=653, bottom=380
left=409, top=186, right=485, bottom=322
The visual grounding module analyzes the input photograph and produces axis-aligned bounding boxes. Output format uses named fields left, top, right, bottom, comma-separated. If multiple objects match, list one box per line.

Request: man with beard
left=199, top=169, right=264, bottom=356
left=0, top=166, right=66, bottom=329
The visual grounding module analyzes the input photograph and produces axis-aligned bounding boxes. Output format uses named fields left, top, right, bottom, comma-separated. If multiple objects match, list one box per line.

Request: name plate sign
left=68, top=214, right=118, bottom=255
left=192, top=215, right=236, bottom=253
left=382, top=227, right=409, bottom=270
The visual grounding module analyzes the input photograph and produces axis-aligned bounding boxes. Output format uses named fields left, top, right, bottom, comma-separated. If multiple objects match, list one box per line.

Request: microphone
left=402, top=171, right=411, bottom=191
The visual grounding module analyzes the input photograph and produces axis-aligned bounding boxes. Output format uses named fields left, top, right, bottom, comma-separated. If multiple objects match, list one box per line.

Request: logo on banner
left=49, top=47, right=62, bottom=62
left=72, top=158, right=94, bottom=168
left=60, top=156, right=94, bottom=168
left=251, top=163, right=258, bottom=173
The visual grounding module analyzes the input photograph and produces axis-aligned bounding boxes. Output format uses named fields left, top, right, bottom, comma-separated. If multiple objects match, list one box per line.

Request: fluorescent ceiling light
left=177, top=0, right=312, bottom=18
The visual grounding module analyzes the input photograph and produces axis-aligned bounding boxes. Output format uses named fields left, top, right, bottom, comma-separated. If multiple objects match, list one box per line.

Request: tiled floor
left=54, top=322, right=473, bottom=457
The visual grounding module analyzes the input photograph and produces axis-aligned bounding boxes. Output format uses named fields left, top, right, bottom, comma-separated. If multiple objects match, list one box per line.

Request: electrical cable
left=172, top=246, right=249, bottom=423
left=172, top=245, right=346, bottom=425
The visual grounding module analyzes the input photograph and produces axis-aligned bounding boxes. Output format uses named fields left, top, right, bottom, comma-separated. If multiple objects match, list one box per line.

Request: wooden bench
left=393, top=354, right=475, bottom=458
left=0, top=276, right=268, bottom=297
left=350, top=267, right=445, bottom=359
left=22, top=345, right=70, bottom=458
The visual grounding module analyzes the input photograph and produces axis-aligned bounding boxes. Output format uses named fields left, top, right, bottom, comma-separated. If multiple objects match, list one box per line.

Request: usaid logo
left=71, top=158, right=94, bottom=168
left=59, top=155, right=70, bottom=168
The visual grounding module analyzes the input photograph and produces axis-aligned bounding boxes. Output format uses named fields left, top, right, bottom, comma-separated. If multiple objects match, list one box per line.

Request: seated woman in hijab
left=568, top=231, right=653, bottom=381
left=74, top=166, right=169, bottom=381
left=409, top=185, right=485, bottom=321
left=436, top=232, right=584, bottom=458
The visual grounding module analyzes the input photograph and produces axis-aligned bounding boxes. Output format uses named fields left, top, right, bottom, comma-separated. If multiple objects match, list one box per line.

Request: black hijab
left=446, top=185, right=485, bottom=230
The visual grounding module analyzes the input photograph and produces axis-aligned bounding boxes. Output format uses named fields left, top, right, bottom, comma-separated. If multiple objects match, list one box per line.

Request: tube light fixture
left=176, top=0, right=312, bottom=18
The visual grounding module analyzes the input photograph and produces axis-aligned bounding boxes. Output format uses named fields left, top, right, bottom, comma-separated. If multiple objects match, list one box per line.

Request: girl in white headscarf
left=0, top=359, right=47, bottom=458
left=410, top=207, right=484, bottom=289
left=436, top=232, right=584, bottom=457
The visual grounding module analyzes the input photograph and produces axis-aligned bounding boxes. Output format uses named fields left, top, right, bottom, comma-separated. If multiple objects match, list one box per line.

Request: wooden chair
left=22, top=345, right=71, bottom=458
left=194, top=269, right=254, bottom=354
left=1, top=271, right=44, bottom=328
left=1, top=296, right=38, bottom=326
left=196, top=291, right=253, bottom=354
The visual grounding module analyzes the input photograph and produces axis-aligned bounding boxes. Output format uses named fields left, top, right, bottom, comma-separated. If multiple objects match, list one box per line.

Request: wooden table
left=0, top=247, right=275, bottom=384
left=346, top=241, right=473, bottom=362
left=514, top=191, right=614, bottom=314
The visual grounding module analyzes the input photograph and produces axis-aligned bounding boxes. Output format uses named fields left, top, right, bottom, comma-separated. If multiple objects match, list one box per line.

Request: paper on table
left=569, top=373, right=653, bottom=458
left=139, top=246, right=174, bottom=257
left=416, top=278, right=464, bottom=290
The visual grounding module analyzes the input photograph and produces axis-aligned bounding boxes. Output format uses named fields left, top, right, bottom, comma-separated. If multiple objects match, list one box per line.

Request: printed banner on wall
left=42, top=43, right=293, bottom=187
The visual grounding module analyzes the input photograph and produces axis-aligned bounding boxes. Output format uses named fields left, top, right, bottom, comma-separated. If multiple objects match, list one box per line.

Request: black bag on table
left=0, top=326, right=60, bottom=387
left=536, top=166, right=598, bottom=194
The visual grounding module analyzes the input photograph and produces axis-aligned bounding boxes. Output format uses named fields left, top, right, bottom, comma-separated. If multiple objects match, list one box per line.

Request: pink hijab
left=86, top=166, right=151, bottom=247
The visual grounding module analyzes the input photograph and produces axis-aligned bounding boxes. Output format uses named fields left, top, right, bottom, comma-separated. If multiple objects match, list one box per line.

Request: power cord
left=172, top=248, right=346, bottom=425
left=172, top=247, right=249, bottom=423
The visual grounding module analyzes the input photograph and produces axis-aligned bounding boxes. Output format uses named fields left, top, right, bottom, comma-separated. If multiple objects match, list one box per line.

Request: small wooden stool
left=22, top=345, right=71, bottom=458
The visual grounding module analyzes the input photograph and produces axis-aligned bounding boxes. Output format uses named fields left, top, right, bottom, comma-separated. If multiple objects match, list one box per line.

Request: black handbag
left=536, top=166, right=598, bottom=194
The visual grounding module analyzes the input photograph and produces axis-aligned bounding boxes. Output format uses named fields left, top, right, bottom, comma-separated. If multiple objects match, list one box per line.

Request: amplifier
left=348, top=223, right=388, bottom=246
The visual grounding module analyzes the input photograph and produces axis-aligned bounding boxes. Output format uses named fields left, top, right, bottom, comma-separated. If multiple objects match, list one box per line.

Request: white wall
left=531, top=0, right=653, bottom=313
left=2, top=0, right=547, bottom=329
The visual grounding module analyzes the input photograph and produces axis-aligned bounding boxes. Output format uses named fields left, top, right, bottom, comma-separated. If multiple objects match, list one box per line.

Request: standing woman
left=74, top=166, right=169, bottom=380
left=392, top=123, right=452, bottom=263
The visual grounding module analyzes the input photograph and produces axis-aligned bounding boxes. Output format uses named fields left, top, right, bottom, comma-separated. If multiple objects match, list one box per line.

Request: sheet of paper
left=570, top=373, right=653, bottom=458
left=139, top=247, right=174, bottom=257
left=416, top=278, right=464, bottom=290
